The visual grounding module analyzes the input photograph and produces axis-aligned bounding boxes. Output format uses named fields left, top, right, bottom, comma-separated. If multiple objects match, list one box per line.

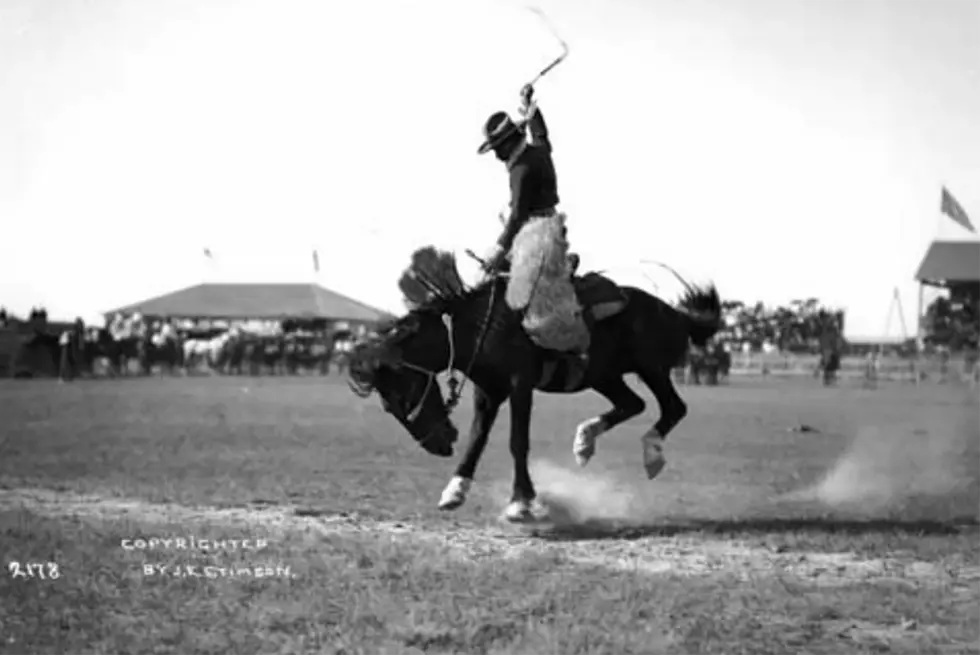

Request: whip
left=524, top=6, right=569, bottom=87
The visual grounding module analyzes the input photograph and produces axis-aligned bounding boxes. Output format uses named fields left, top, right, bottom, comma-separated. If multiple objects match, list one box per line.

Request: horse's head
left=348, top=313, right=459, bottom=456
left=348, top=246, right=492, bottom=457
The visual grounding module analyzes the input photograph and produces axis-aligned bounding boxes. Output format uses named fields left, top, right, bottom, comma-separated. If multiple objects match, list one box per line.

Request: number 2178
left=7, top=562, right=60, bottom=580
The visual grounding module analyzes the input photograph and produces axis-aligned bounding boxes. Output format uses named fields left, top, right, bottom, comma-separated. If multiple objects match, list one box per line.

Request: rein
left=401, top=279, right=499, bottom=427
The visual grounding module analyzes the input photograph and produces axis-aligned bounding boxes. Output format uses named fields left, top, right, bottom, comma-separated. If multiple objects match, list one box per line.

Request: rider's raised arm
left=497, top=162, right=533, bottom=250
left=523, top=105, right=552, bottom=153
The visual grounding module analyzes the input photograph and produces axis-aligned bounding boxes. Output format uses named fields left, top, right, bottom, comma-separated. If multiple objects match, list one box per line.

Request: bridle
left=398, top=280, right=499, bottom=439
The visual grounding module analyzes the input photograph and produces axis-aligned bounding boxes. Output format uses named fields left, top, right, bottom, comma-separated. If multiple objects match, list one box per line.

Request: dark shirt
left=497, top=108, right=560, bottom=250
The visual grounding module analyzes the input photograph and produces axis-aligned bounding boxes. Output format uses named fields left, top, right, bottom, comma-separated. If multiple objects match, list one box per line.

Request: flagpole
left=916, top=281, right=924, bottom=349
left=203, top=248, right=216, bottom=283
left=936, top=184, right=943, bottom=236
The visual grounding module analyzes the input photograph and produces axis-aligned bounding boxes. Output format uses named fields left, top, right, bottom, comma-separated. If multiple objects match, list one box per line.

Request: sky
left=1, top=0, right=978, bottom=338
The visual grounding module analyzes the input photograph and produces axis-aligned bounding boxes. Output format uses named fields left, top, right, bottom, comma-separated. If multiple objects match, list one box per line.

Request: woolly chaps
left=504, top=213, right=589, bottom=353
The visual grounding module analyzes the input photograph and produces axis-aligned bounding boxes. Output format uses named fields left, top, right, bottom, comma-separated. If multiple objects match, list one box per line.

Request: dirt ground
left=0, top=376, right=977, bottom=654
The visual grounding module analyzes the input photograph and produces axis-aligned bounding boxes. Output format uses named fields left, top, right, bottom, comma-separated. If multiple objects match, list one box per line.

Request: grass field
left=0, top=375, right=977, bottom=654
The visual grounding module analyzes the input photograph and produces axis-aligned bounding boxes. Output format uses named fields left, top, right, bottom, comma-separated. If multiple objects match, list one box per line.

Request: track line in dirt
left=1, top=486, right=975, bottom=588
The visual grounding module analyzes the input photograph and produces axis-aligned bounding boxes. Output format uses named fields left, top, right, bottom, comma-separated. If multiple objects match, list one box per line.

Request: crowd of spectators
left=716, top=298, right=844, bottom=354
left=4, top=289, right=977, bottom=356
left=716, top=289, right=977, bottom=356
left=923, top=289, right=978, bottom=352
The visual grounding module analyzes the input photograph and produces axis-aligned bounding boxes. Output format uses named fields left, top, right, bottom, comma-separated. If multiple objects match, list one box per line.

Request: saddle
left=513, top=268, right=628, bottom=354
left=572, top=271, right=628, bottom=323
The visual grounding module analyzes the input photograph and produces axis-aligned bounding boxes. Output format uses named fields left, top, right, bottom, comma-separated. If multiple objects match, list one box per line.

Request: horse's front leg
left=503, top=383, right=537, bottom=523
left=438, top=385, right=505, bottom=511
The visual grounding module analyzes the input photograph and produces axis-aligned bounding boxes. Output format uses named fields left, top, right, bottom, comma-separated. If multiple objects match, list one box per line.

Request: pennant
left=941, top=187, right=975, bottom=233
left=313, top=249, right=320, bottom=273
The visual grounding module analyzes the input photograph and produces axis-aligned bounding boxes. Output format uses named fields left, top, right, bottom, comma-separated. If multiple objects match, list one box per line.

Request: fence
left=729, top=351, right=978, bottom=384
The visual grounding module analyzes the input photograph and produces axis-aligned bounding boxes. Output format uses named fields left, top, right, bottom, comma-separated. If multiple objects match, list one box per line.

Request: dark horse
left=85, top=329, right=144, bottom=376
left=143, top=336, right=182, bottom=375
left=348, top=248, right=722, bottom=522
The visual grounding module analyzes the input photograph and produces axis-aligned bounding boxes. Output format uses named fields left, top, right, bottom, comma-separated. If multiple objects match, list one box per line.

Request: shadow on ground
left=529, top=514, right=980, bottom=541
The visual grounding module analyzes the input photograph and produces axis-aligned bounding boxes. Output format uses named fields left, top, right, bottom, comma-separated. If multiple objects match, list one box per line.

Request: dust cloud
left=530, top=459, right=640, bottom=526
left=804, top=399, right=980, bottom=519
left=525, top=397, right=979, bottom=526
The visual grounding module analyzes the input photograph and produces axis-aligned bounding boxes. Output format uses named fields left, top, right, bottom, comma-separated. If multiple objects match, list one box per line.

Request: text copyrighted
left=119, top=535, right=297, bottom=581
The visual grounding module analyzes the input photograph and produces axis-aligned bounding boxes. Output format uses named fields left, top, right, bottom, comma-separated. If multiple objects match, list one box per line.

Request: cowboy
left=159, top=316, right=178, bottom=343
left=58, top=323, right=80, bottom=383
left=128, top=311, right=146, bottom=338
left=478, top=84, right=589, bottom=362
left=479, top=84, right=576, bottom=273
left=109, top=312, right=127, bottom=340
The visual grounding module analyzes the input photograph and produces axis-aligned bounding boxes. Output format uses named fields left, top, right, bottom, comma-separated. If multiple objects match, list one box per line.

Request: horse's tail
left=678, top=283, right=723, bottom=348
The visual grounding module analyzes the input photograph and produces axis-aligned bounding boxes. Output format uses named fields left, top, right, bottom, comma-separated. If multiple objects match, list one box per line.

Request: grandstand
left=913, top=240, right=980, bottom=350
left=915, top=240, right=979, bottom=289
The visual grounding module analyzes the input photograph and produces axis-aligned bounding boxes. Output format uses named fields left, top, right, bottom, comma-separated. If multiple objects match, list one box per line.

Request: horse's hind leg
left=573, top=377, right=646, bottom=467
left=635, top=366, right=688, bottom=480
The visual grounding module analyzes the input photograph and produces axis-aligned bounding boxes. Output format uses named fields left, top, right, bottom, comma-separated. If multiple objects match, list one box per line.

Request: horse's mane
left=397, top=246, right=468, bottom=308
left=369, top=246, right=495, bottom=340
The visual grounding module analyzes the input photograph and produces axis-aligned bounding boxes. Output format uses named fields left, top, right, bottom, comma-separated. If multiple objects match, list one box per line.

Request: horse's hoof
left=502, top=500, right=535, bottom=523
left=641, top=434, right=666, bottom=480
left=437, top=476, right=471, bottom=511
left=644, top=458, right=666, bottom=480
left=573, top=417, right=605, bottom=467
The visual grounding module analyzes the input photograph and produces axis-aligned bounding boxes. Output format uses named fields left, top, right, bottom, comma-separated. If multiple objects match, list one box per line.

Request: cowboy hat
left=477, top=111, right=523, bottom=155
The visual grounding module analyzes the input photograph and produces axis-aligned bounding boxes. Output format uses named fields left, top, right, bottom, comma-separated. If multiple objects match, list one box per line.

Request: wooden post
left=915, top=282, right=925, bottom=386
left=916, top=282, right=925, bottom=350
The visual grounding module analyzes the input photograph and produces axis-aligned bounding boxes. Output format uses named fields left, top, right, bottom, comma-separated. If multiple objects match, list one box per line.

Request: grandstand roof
left=914, top=240, right=980, bottom=286
left=104, top=283, right=393, bottom=322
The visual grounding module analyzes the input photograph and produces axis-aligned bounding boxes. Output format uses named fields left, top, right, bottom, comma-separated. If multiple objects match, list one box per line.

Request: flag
left=203, top=248, right=213, bottom=259
left=312, top=249, right=319, bottom=273
left=941, top=187, right=975, bottom=233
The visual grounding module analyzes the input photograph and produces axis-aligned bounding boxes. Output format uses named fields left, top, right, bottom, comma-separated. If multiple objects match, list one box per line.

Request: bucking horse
left=348, top=245, right=722, bottom=522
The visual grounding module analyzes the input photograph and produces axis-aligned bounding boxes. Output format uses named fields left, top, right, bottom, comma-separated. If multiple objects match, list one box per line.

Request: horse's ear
left=398, top=269, right=434, bottom=307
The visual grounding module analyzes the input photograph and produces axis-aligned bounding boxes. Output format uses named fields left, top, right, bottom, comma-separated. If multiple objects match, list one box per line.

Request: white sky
left=1, top=0, right=978, bottom=337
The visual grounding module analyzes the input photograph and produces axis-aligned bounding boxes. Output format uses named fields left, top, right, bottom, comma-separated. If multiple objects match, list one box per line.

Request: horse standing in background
left=82, top=328, right=143, bottom=376
left=144, top=321, right=183, bottom=375
left=105, top=313, right=149, bottom=375
left=183, top=330, right=237, bottom=373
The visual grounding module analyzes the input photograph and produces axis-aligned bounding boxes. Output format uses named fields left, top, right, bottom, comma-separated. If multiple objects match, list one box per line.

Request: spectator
left=58, top=328, right=74, bottom=382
